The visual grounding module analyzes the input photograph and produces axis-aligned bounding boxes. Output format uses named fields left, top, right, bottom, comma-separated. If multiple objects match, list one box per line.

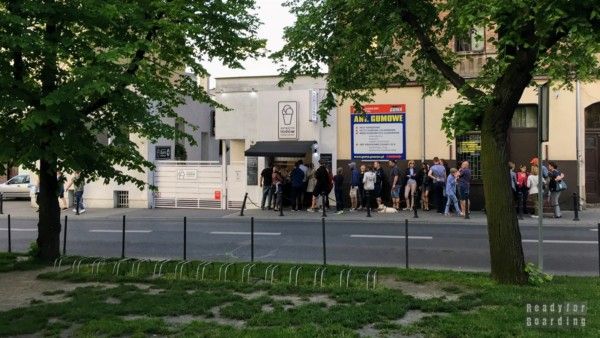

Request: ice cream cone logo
left=281, top=104, right=294, bottom=125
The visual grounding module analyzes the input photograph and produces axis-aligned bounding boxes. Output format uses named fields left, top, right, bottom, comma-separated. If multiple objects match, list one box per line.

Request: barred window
left=512, top=105, right=538, bottom=128
left=455, top=27, right=485, bottom=53
left=456, top=132, right=482, bottom=180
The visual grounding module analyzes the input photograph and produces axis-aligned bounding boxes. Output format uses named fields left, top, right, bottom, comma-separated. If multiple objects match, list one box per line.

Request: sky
left=202, top=0, right=294, bottom=88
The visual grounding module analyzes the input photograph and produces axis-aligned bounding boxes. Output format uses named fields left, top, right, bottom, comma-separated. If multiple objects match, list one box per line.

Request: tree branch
left=81, top=14, right=163, bottom=117
left=396, top=0, right=484, bottom=100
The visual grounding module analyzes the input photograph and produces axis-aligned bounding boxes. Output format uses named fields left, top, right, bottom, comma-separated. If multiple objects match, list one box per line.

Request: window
left=455, top=26, right=485, bottom=53
left=512, top=105, right=538, bottom=128
left=456, top=132, right=482, bottom=180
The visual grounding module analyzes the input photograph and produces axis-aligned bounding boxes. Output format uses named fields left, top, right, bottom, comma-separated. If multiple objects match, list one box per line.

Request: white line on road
left=350, top=234, right=433, bottom=240
left=210, top=231, right=281, bottom=236
left=590, top=229, right=598, bottom=232
left=523, top=239, right=596, bottom=244
left=0, top=228, right=36, bottom=232
left=90, top=230, right=152, bottom=233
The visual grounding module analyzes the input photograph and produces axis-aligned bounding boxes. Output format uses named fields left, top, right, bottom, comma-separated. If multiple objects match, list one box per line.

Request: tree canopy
left=0, top=0, right=265, bottom=186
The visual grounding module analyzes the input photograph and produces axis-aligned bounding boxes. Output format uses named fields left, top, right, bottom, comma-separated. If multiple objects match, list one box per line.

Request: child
left=333, top=167, right=344, bottom=214
left=444, top=168, right=462, bottom=216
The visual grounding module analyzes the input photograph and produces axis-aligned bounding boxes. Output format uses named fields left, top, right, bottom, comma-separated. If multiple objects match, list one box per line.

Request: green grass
left=0, top=257, right=598, bottom=337
left=0, top=252, right=46, bottom=272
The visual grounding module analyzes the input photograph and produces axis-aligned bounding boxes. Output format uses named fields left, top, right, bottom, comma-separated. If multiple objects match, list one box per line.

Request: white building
left=214, top=75, right=337, bottom=209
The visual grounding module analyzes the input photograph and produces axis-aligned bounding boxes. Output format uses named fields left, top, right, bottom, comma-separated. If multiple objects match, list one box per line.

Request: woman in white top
left=363, top=166, right=376, bottom=213
left=526, top=165, right=539, bottom=218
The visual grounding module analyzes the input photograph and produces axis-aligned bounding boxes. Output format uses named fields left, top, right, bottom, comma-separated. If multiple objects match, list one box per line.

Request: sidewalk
left=231, top=207, right=600, bottom=227
left=1, top=200, right=598, bottom=227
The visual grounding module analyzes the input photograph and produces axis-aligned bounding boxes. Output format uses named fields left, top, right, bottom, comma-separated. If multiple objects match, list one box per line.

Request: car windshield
left=7, top=175, right=28, bottom=185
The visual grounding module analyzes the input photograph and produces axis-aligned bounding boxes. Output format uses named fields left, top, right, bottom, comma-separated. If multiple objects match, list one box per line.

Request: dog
left=379, top=206, right=398, bottom=213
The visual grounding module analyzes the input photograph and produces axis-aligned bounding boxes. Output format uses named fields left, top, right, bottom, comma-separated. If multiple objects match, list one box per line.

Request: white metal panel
left=153, top=161, right=224, bottom=209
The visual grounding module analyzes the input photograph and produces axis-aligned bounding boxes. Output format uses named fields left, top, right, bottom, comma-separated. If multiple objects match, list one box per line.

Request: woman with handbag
left=547, top=161, right=566, bottom=219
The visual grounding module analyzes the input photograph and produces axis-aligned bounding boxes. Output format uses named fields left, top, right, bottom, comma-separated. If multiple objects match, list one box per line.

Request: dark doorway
left=585, top=102, right=600, bottom=203
left=508, top=105, right=538, bottom=168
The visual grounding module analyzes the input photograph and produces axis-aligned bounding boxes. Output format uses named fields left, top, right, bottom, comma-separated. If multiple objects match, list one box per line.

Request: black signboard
left=320, top=153, right=333, bottom=170
left=155, top=146, right=172, bottom=160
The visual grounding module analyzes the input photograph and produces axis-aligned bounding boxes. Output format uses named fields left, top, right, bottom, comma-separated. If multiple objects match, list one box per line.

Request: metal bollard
left=278, top=190, right=284, bottom=216
left=240, top=192, right=248, bottom=216
left=572, top=193, right=580, bottom=221
left=413, top=201, right=418, bottom=219
left=250, top=217, right=255, bottom=262
left=63, top=215, right=68, bottom=255
left=183, top=217, right=187, bottom=260
left=0, top=192, right=3, bottom=214
left=464, top=198, right=470, bottom=219
left=322, top=193, right=327, bottom=217
left=598, top=223, right=599, bottom=277
left=7, top=214, right=11, bottom=253
left=404, top=218, right=409, bottom=269
left=322, top=217, right=327, bottom=266
left=121, top=215, right=126, bottom=258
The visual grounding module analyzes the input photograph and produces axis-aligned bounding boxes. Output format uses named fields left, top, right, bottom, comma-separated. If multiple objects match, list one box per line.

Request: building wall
left=214, top=76, right=337, bottom=208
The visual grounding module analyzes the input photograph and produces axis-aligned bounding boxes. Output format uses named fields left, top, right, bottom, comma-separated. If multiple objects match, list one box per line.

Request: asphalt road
left=1, top=216, right=598, bottom=276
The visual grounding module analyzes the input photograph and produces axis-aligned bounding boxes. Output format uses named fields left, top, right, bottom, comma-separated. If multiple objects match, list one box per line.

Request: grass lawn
left=0, top=255, right=597, bottom=337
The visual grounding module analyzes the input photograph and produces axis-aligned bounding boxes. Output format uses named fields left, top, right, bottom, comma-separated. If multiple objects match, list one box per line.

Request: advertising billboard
left=351, top=104, right=406, bottom=160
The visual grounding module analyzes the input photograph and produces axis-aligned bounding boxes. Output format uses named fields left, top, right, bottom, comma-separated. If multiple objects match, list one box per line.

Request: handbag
left=555, top=180, right=567, bottom=192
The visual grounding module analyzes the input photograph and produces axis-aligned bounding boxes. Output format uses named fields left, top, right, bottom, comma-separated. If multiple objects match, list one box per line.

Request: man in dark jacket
left=309, top=159, right=329, bottom=212
left=290, top=162, right=305, bottom=211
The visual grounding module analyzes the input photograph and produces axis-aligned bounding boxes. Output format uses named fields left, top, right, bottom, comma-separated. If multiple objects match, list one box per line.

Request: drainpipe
left=575, top=79, right=582, bottom=209
left=421, top=89, right=426, bottom=162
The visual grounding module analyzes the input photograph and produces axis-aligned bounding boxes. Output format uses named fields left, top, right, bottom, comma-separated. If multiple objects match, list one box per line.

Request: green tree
left=274, top=0, right=600, bottom=284
left=0, top=0, right=264, bottom=260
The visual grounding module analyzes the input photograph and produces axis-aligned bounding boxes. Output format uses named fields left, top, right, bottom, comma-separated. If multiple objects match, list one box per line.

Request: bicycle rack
left=288, top=266, right=302, bottom=285
left=76, top=258, right=92, bottom=273
left=339, top=269, right=352, bottom=288
left=152, top=259, right=168, bottom=278
left=131, top=259, right=148, bottom=276
left=241, top=263, right=256, bottom=283
left=223, top=263, right=235, bottom=282
left=157, top=259, right=171, bottom=277
left=173, top=261, right=186, bottom=278
left=195, top=261, right=210, bottom=279
left=200, top=262, right=213, bottom=280
left=264, top=265, right=278, bottom=284
left=313, top=267, right=326, bottom=287
left=264, top=265, right=274, bottom=282
left=179, top=261, right=192, bottom=279
left=114, top=258, right=132, bottom=276
left=365, top=270, right=377, bottom=289
left=246, top=263, right=257, bottom=283
left=53, top=258, right=63, bottom=271
left=92, top=259, right=108, bottom=274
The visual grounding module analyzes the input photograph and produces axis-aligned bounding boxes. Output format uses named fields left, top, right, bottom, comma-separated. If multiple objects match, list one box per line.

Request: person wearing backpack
left=548, top=161, right=565, bottom=218
left=516, top=164, right=529, bottom=215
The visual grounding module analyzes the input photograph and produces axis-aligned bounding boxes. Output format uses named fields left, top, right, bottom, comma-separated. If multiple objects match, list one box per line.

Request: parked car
left=0, top=174, right=32, bottom=199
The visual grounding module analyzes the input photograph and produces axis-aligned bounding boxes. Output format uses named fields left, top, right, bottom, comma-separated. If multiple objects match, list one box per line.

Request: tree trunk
left=481, top=111, right=528, bottom=284
left=36, top=159, right=61, bottom=260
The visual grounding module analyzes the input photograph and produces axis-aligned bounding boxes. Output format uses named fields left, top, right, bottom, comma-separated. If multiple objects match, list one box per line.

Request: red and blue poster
left=351, top=104, right=406, bottom=160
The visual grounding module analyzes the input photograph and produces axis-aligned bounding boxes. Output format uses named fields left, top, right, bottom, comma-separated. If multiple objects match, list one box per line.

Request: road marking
left=590, top=229, right=598, bottom=232
left=0, top=228, right=36, bottom=232
left=523, top=239, right=596, bottom=244
left=90, top=230, right=152, bottom=233
left=350, top=234, right=433, bottom=240
left=210, top=231, right=281, bottom=236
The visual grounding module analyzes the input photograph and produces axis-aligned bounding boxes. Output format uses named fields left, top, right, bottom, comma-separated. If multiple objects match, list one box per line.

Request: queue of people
left=258, top=156, right=567, bottom=218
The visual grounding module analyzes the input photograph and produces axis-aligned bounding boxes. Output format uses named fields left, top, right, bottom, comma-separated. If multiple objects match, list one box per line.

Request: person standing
left=527, top=165, right=540, bottom=218
left=334, top=167, right=345, bottom=214
left=348, top=162, right=360, bottom=211
left=548, top=161, right=565, bottom=218
left=418, top=163, right=431, bottom=211
left=57, top=171, right=68, bottom=210
left=363, top=165, right=376, bottom=214
left=458, top=161, right=471, bottom=215
left=404, top=160, right=418, bottom=211
left=428, top=157, right=446, bottom=214
left=374, top=161, right=385, bottom=211
left=305, top=163, right=317, bottom=209
left=290, top=162, right=305, bottom=211
left=444, top=168, right=462, bottom=216
left=259, top=163, right=274, bottom=210
left=298, top=160, right=309, bottom=208
left=65, top=171, right=86, bottom=214
left=309, top=159, right=329, bottom=212
left=271, top=166, right=284, bottom=212
left=358, top=164, right=367, bottom=210
left=388, top=160, right=401, bottom=210
left=516, top=164, right=529, bottom=214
